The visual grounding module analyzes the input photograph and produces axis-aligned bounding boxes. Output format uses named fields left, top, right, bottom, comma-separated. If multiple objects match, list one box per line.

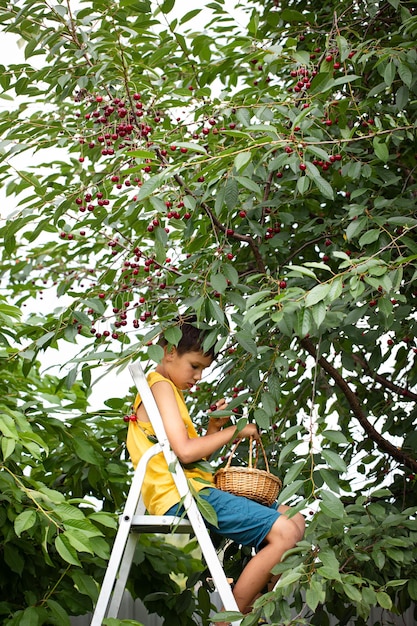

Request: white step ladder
left=90, top=361, right=241, bottom=625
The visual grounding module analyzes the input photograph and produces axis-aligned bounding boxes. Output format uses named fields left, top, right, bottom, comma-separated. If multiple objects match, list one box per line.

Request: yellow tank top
left=126, top=371, right=214, bottom=515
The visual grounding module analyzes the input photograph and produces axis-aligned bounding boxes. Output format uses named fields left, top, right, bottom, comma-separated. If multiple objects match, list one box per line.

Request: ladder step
left=130, top=515, right=193, bottom=533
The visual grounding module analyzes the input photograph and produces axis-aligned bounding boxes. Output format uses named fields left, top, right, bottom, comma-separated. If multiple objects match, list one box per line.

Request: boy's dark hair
left=159, top=315, right=216, bottom=359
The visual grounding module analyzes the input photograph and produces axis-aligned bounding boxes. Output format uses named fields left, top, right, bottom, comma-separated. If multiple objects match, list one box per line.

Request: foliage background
left=0, top=0, right=416, bottom=624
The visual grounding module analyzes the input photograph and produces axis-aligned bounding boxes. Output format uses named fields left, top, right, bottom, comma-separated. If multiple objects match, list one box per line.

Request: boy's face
left=165, top=349, right=213, bottom=390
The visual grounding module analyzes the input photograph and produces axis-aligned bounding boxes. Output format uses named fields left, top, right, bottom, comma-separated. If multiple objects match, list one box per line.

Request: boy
left=127, top=317, right=305, bottom=623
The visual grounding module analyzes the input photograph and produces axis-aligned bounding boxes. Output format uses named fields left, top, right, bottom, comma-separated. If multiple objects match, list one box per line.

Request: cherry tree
left=0, top=0, right=416, bottom=624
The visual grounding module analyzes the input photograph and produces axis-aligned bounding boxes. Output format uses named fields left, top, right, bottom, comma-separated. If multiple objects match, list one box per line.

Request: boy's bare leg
left=215, top=506, right=305, bottom=625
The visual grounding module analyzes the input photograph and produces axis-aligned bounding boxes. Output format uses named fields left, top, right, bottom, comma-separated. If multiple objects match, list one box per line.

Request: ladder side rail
left=128, top=363, right=241, bottom=620
left=106, top=534, right=138, bottom=619
left=91, top=444, right=162, bottom=626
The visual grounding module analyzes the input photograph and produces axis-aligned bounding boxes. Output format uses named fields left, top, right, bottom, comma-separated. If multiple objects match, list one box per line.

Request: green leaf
left=164, top=325, right=182, bottom=346
left=180, top=9, right=201, bottom=25
left=2, top=436, right=16, bottom=459
left=305, top=283, right=331, bottom=307
left=359, top=228, right=381, bottom=246
left=72, top=439, right=102, bottom=465
left=322, top=430, right=348, bottom=445
left=224, top=177, right=239, bottom=210
left=321, top=449, right=347, bottom=473
left=296, top=175, right=310, bottom=195
left=55, top=534, right=81, bottom=566
left=71, top=570, right=99, bottom=601
left=147, top=344, right=164, bottom=363
left=46, top=599, right=71, bottom=626
left=319, top=549, right=341, bottom=576
left=254, top=408, right=270, bottom=430
left=376, top=591, right=392, bottom=610
left=306, top=162, right=334, bottom=199
left=19, top=607, right=40, bottom=626
left=373, top=137, right=389, bottom=163
left=319, top=468, right=341, bottom=493
left=384, top=61, right=396, bottom=87
left=128, top=149, right=156, bottom=159
left=174, top=141, right=207, bottom=154
left=311, top=301, right=326, bottom=327
left=398, top=62, right=412, bottom=87
left=286, top=264, right=317, bottom=279
left=234, top=152, right=251, bottom=173
left=234, top=175, right=262, bottom=196
left=344, top=583, right=362, bottom=603
left=235, top=108, right=251, bottom=127
left=135, top=172, right=166, bottom=201
left=65, top=529, right=94, bottom=554
left=283, top=460, right=305, bottom=485
left=281, top=8, right=306, bottom=21
left=210, top=272, right=228, bottom=294
left=408, top=578, right=417, bottom=601
left=306, top=579, right=326, bottom=611
left=211, top=611, right=242, bottom=623
left=277, top=480, right=304, bottom=503
left=235, top=330, right=257, bottom=356
left=320, top=490, right=345, bottom=519
left=194, top=490, right=218, bottom=527
left=160, top=0, right=175, bottom=13
left=14, top=510, right=37, bottom=537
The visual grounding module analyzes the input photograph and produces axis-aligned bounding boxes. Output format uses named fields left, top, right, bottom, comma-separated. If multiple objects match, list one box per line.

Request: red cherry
left=279, top=280, right=287, bottom=289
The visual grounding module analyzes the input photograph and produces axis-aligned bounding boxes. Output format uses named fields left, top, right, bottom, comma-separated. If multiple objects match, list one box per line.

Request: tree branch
left=166, top=164, right=267, bottom=273
left=300, top=337, right=417, bottom=473
left=352, top=353, right=417, bottom=402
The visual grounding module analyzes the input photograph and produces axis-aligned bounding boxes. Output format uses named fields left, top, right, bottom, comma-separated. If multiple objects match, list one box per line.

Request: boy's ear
left=164, top=345, right=177, bottom=360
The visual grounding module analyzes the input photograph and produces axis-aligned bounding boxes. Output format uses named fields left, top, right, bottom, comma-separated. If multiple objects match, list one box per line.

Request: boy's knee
left=271, top=510, right=305, bottom=545
left=292, top=511, right=305, bottom=536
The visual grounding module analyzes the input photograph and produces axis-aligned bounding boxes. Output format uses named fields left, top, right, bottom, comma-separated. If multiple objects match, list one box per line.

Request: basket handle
left=224, top=435, right=270, bottom=472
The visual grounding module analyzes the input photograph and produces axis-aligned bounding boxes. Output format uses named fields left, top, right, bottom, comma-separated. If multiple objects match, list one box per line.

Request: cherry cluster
left=77, top=92, right=152, bottom=160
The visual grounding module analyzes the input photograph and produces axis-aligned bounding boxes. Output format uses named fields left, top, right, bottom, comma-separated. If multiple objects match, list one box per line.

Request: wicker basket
left=214, top=437, right=282, bottom=506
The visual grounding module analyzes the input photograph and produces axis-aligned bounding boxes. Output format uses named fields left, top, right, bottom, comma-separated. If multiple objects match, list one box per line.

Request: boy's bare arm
left=151, top=381, right=258, bottom=464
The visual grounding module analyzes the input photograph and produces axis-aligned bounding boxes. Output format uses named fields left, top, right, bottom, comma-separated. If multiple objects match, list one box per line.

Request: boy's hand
left=238, top=423, right=260, bottom=440
left=207, top=399, right=230, bottom=431
left=209, top=398, right=228, bottom=412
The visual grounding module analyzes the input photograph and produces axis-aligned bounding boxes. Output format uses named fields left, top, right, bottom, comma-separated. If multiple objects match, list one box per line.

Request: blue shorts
left=165, top=487, right=280, bottom=552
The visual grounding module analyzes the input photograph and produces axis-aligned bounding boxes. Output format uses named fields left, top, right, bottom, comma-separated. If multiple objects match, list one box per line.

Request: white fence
left=71, top=592, right=415, bottom=626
